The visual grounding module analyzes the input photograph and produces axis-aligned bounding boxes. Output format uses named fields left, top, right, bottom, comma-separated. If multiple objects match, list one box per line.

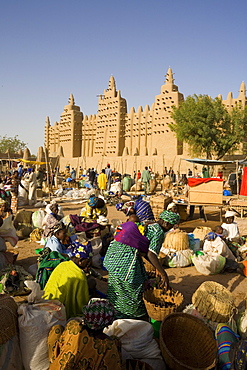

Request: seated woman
left=36, top=249, right=70, bottom=290
left=42, top=203, right=62, bottom=240
left=80, top=195, right=108, bottom=220
left=166, top=202, right=180, bottom=229
left=203, top=232, right=235, bottom=260
left=42, top=258, right=89, bottom=319
left=67, top=240, right=106, bottom=297
left=44, top=223, right=71, bottom=256
left=0, top=199, right=18, bottom=269
left=0, top=199, right=18, bottom=248
left=48, top=299, right=122, bottom=370
left=133, top=196, right=154, bottom=222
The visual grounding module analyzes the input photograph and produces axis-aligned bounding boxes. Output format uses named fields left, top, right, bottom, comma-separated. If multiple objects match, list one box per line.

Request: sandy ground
left=9, top=199, right=247, bottom=311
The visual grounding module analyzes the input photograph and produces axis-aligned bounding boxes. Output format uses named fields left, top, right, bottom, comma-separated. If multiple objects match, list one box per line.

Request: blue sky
left=0, top=0, right=246, bottom=154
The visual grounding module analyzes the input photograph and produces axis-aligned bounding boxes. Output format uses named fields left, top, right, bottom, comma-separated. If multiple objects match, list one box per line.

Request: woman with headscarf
left=42, top=258, right=89, bottom=319
left=48, top=299, right=122, bottom=370
left=104, top=211, right=179, bottom=319
left=144, top=210, right=180, bottom=288
left=0, top=199, right=18, bottom=249
left=44, top=223, right=70, bottom=255
left=42, top=203, right=62, bottom=240
left=80, top=195, right=108, bottom=220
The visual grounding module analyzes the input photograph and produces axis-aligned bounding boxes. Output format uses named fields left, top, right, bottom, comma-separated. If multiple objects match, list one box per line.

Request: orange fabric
left=48, top=320, right=122, bottom=370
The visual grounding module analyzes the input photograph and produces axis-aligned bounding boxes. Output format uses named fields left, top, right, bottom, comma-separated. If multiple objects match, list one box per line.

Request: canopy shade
left=183, top=158, right=234, bottom=166
left=17, top=159, right=47, bottom=165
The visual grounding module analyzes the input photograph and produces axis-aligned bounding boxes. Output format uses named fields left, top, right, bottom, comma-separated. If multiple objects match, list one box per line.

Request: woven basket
left=160, top=313, right=217, bottom=370
left=143, top=288, right=184, bottom=321
left=192, top=281, right=235, bottom=323
left=192, top=227, right=212, bottom=241
left=0, top=295, right=18, bottom=345
left=163, top=229, right=189, bottom=251
left=125, top=359, right=153, bottom=370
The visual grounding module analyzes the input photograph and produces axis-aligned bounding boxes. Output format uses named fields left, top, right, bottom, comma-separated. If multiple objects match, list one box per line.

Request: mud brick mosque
left=44, top=68, right=247, bottom=175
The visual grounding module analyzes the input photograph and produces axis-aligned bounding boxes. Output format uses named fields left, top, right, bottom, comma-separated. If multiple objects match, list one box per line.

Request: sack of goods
left=161, top=229, right=193, bottom=267
left=192, top=281, right=235, bottom=323
left=192, top=252, right=226, bottom=275
left=0, top=295, right=22, bottom=370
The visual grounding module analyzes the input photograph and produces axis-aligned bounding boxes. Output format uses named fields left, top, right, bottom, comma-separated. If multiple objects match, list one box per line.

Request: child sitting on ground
left=215, top=225, right=228, bottom=240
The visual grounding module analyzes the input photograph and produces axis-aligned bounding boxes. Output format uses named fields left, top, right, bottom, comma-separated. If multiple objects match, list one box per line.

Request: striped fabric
left=216, top=324, right=239, bottom=370
left=134, top=198, right=154, bottom=222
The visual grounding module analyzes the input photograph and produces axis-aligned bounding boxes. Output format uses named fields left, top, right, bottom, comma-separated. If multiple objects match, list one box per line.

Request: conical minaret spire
left=69, top=93, right=75, bottom=105
left=165, top=67, right=174, bottom=84
left=46, top=116, right=50, bottom=127
left=238, top=81, right=246, bottom=97
left=108, top=76, right=116, bottom=91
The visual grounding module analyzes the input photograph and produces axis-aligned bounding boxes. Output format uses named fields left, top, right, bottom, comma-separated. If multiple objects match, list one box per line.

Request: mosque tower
left=150, top=67, right=184, bottom=157
left=95, top=76, right=127, bottom=157
left=56, top=94, right=83, bottom=157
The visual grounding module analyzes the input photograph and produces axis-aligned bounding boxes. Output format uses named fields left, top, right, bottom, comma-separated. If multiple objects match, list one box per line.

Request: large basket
left=160, top=313, right=217, bottom=370
left=143, top=288, right=184, bottom=321
left=163, top=229, right=189, bottom=251
left=192, top=281, right=235, bottom=323
left=0, top=295, right=18, bottom=345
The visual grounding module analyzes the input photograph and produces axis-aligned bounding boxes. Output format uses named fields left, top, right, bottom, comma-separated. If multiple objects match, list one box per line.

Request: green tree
left=0, top=135, right=27, bottom=153
left=170, top=94, right=247, bottom=159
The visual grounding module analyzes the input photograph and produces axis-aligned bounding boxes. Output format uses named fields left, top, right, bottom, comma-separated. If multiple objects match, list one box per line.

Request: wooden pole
left=44, top=146, right=51, bottom=201
left=135, top=155, right=137, bottom=197
left=236, top=160, right=239, bottom=198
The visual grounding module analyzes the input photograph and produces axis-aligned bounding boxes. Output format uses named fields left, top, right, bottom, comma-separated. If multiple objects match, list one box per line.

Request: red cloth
left=240, top=167, right=247, bottom=196
left=188, top=178, right=223, bottom=187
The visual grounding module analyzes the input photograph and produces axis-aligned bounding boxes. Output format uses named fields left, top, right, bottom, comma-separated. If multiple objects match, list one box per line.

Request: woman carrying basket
left=103, top=210, right=179, bottom=319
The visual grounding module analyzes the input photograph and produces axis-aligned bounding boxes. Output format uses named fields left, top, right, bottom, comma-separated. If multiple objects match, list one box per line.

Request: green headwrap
left=159, top=210, right=180, bottom=225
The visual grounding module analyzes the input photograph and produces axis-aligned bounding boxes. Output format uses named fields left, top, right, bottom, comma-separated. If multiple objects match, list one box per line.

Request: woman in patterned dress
left=48, top=299, right=122, bottom=370
left=103, top=211, right=180, bottom=319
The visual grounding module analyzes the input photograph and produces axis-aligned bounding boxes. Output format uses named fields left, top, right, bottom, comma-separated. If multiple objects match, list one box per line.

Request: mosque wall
left=44, top=68, right=247, bottom=175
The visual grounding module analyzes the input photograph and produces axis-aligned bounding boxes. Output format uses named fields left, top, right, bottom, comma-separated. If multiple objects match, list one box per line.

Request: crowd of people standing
left=0, top=165, right=46, bottom=215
